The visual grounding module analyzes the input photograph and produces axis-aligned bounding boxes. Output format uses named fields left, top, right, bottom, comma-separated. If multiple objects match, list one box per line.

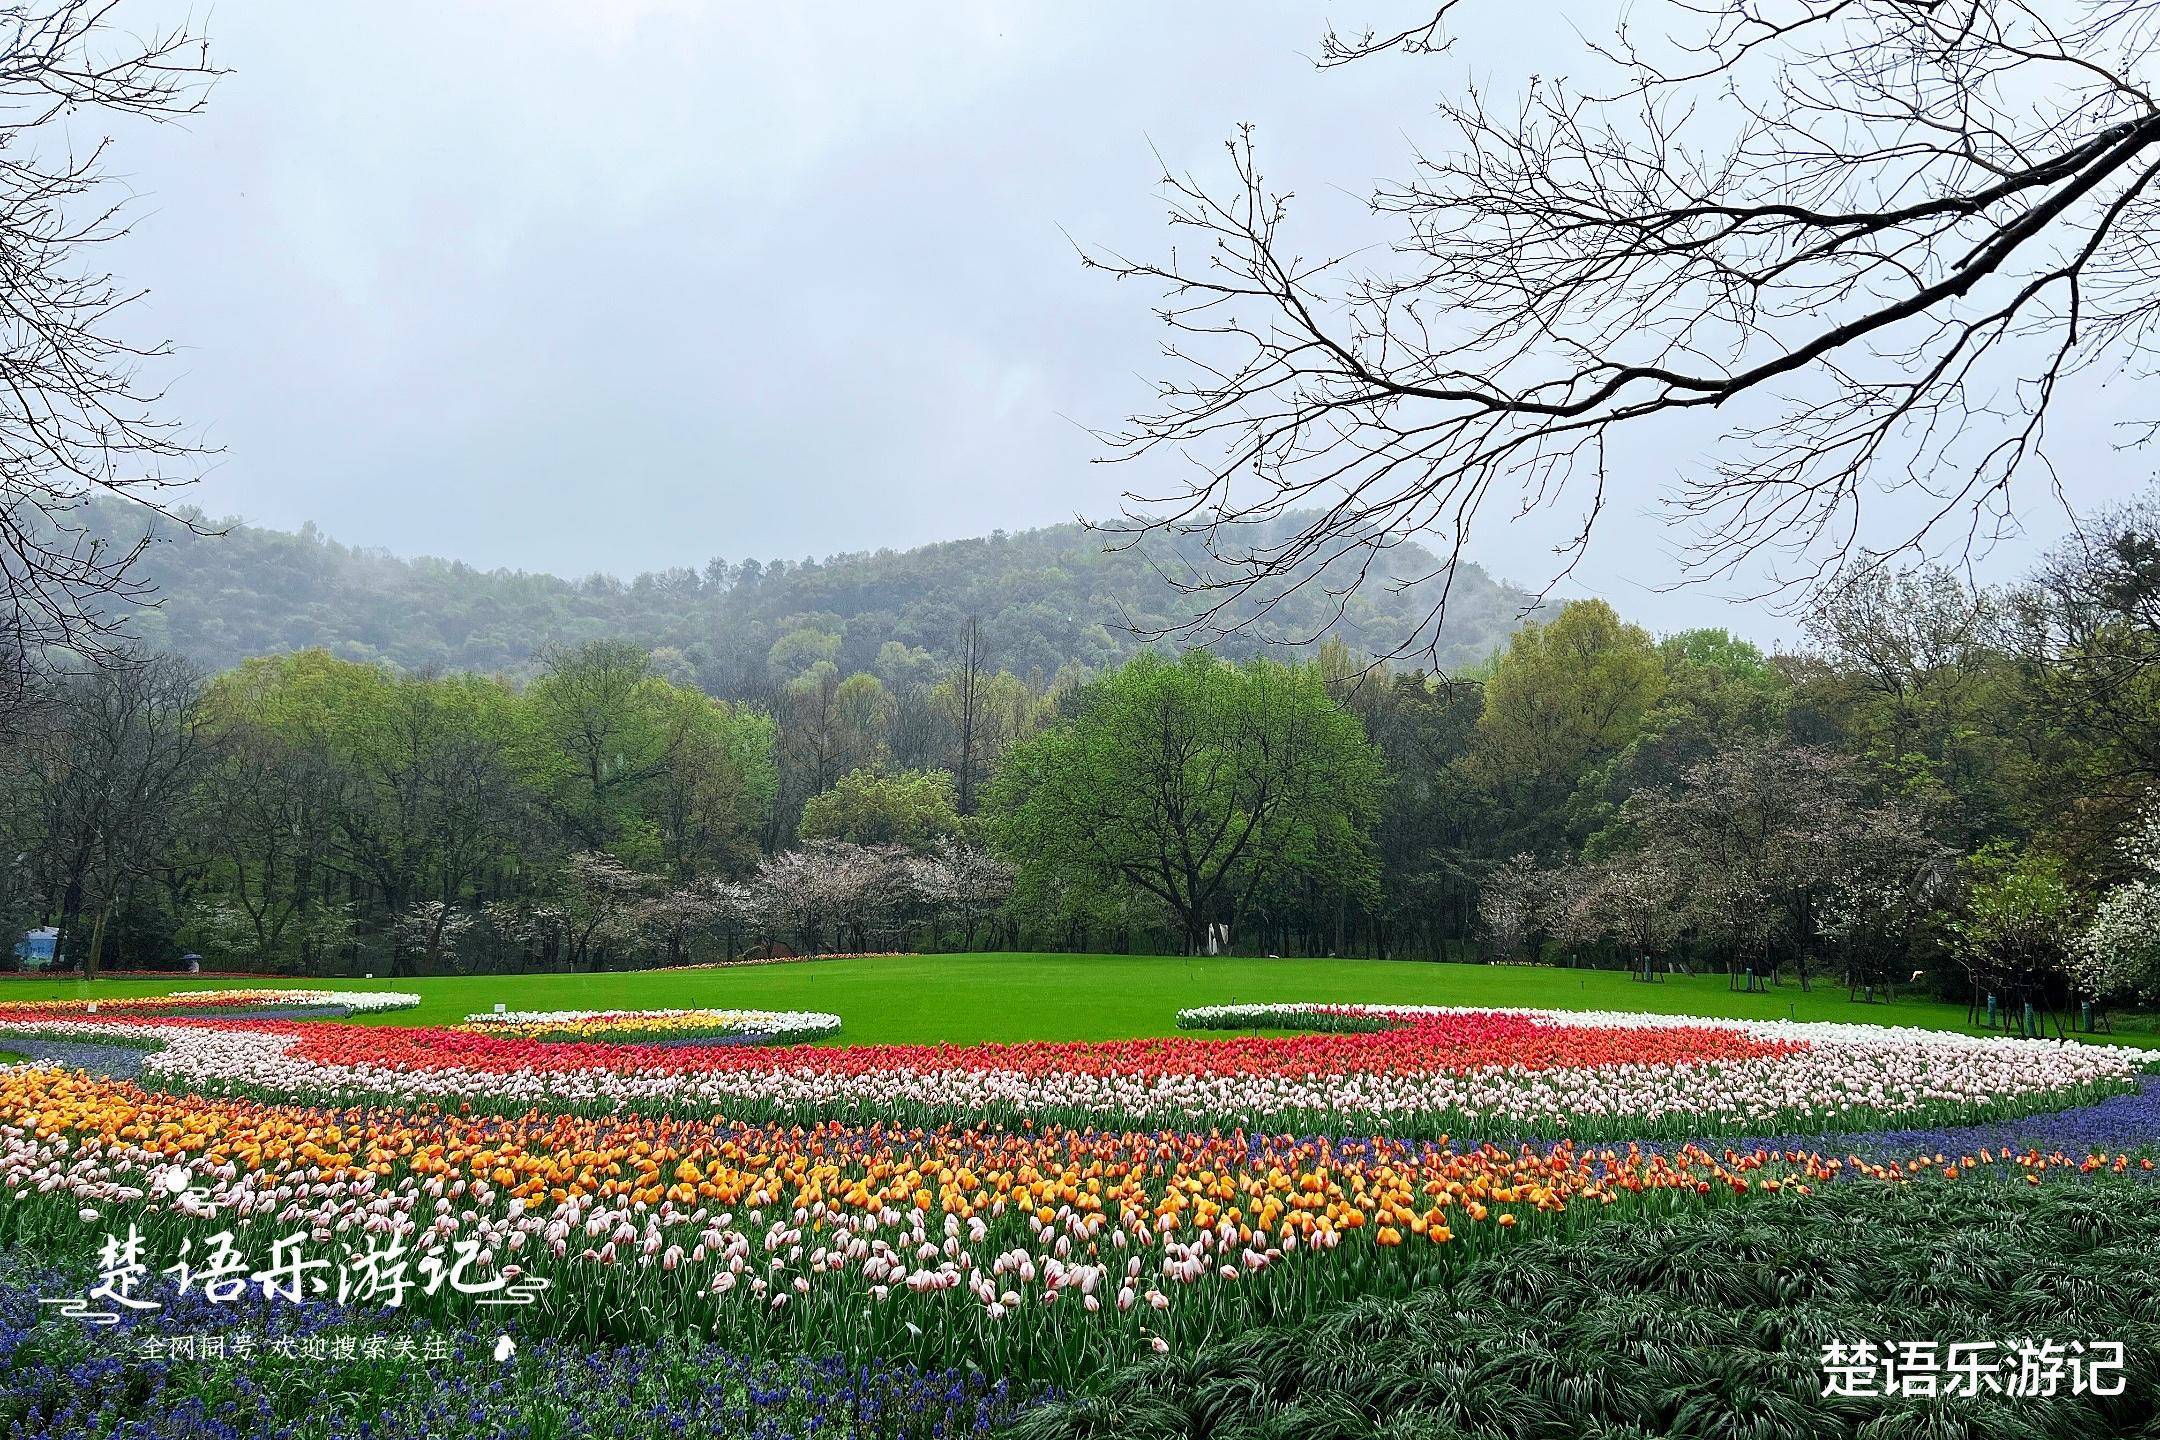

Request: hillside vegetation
left=103, top=504, right=1535, bottom=686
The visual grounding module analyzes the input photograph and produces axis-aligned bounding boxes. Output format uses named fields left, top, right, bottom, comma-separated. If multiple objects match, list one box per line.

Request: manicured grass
left=3, top=953, right=2154, bottom=1047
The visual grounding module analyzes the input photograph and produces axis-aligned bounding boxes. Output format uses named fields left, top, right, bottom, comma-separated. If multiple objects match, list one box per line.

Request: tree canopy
left=990, top=652, right=1383, bottom=952
left=9, top=493, right=2160, bottom=1004
left=799, top=768, right=962, bottom=849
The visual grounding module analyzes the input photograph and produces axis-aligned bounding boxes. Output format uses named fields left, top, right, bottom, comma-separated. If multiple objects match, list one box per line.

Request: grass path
left=2, top=953, right=2153, bottom=1047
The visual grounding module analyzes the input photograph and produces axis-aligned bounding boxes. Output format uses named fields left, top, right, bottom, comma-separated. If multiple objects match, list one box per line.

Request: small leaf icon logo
left=493, top=1334, right=516, bottom=1362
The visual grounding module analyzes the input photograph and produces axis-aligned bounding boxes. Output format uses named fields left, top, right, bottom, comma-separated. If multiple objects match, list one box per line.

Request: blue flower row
left=0, top=1258, right=1047, bottom=1440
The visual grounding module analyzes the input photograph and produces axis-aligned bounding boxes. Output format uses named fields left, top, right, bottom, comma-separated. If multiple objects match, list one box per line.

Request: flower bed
left=0, top=1062, right=1899, bottom=1383
left=457, top=1008, right=843, bottom=1045
left=0, top=988, right=420, bottom=1021
left=0, top=1248, right=1047, bottom=1440
left=3, top=1001, right=2147, bottom=1141
left=1018, top=1178, right=2160, bottom=1440
left=0, top=1062, right=2149, bottom=1388
left=0, top=996, right=2155, bottom=1399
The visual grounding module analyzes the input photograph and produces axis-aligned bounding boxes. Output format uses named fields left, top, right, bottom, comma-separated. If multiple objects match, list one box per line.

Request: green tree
left=800, top=767, right=961, bottom=848
left=522, top=640, right=671, bottom=853
left=1474, top=601, right=1664, bottom=779
left=831, top=672, right=894, bottom=776
left=1580, top=629, right=1791, bottom=851
left=647, top=681, right=777, bottom=882
left=1470, top=599, right=1665, bottom=851
left=989, top=652, right=1383, bottom=954
left=767, top=628, right=841, bottom=679
left=207, top=650, right=527, bottom=971
left=1804, top=565, right=2013, bottom=844
left=197, top=653, right=357, bottom=969
left=1331, top=666, right=1488, bottom=958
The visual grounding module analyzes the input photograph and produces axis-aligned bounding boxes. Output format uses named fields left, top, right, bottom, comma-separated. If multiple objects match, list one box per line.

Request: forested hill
left=103, top=504, right=1536, bottom=685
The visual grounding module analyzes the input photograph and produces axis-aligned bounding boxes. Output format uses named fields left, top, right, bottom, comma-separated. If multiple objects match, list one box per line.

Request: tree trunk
left=83, top=900, right=113, bottom=979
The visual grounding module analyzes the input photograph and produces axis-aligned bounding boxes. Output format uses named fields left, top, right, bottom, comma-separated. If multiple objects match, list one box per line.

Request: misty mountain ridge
left=96, top=502, right=1538, bottom=687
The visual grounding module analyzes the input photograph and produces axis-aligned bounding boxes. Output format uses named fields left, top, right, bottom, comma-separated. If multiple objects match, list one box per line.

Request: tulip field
left=0, top=956, right=2156, bottom=1438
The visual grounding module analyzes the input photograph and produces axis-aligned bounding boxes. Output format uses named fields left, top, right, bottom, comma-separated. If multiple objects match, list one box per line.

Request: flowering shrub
left=457, top=1008, right=843, bottom=1045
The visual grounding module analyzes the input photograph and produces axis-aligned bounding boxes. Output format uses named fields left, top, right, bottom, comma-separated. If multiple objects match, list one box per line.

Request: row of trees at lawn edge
left=6, top=489, right=2160, bottom=1022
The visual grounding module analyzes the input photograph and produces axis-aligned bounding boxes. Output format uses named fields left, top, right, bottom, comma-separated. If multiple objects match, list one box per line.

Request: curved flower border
left=0, top=988, right=420, bottom=1020
left=457, top=1008, right=843, bottom=1045
left=0, top=1058, right=2149, bottom=1387
left=3, top=1001, right=2147, bottom=1140
left=0, top=998, right=2154, bottom=1385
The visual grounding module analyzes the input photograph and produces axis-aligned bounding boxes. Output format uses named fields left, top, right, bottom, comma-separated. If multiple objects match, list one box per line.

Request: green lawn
left=3, top=953, right=2153, bottom=1047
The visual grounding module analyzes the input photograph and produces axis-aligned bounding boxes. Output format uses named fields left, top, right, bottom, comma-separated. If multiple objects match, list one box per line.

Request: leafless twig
left=1086, top=1, right=2160, bottom=661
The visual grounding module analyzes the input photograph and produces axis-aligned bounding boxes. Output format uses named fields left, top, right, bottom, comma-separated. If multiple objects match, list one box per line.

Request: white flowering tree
left=697, top=879, right=759, bottom=960
left=745, top=846, right=836, bottom=953
left=1616, top=737, right=1890, bottom=988
left=389, top=900, right=478, bottom=973
left=631, top=882, right=727, bottom=966
left=557, top=852, right=659, bottom=970
left=1822, top=800, right=1957, bottom=1000
left=2076, top=806, right=2160, bottom=1005
left=908, top=839, right=1016, bottom=950
left=1476, top=854, right=1551, bottom=964
left=187, top=899, right=355, bottom=976
left=745, top=841, right=910, bottom=954
left=1549, top=858, right=1684, bottom=974
left=827, top=842, right=915, bottom=952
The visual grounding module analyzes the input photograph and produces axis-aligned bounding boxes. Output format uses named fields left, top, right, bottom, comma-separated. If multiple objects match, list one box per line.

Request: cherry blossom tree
left=909, top=838, right=1016, bottom=950
left=1475, top=852, right=1549, bottom=963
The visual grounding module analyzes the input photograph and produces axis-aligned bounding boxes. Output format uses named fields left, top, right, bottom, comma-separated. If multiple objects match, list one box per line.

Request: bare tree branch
left=1085, top=0, right=2160, bottom=661
left=0, top=1, right=222, bottom=715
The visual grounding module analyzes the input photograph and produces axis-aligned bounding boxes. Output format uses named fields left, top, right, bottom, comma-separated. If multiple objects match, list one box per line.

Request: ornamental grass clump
left=1012, top=1178, right=2160, bottom=1440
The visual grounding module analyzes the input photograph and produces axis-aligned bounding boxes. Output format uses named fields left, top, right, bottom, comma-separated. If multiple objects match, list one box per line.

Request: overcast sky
left=103, top=0, right=2155, bottom=645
